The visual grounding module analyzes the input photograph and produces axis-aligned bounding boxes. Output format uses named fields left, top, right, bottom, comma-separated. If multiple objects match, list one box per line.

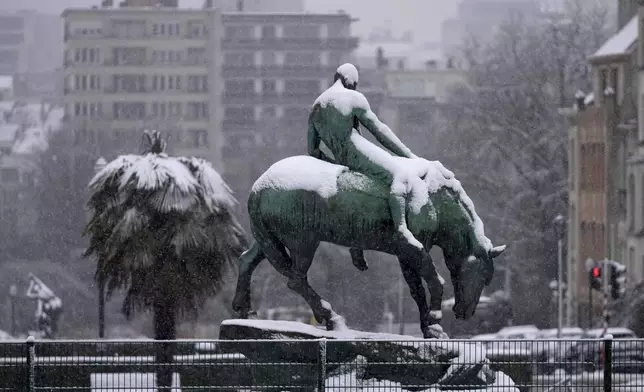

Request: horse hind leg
left=232, top=241, right=266, bottom=318
left=287, top=243, right=347, bottom=331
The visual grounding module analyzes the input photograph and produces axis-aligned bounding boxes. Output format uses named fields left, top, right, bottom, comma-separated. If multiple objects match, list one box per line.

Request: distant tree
left=84, top=131, right=247, bottom=389
left=438, top=0, right=613, bottom=326
left=37, top=129, right=96, bottom=260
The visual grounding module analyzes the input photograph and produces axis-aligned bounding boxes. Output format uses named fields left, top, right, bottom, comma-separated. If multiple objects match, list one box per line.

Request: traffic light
left=589, top=264, right=602, bottom=291
left=610, top=262, right=627, bottom=300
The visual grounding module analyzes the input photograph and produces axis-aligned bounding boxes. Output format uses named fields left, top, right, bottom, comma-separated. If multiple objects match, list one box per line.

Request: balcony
left=222, top=91, right=320, bottom=105
left=222, top=37, right=359, bottom=51
left=222, top=64, right=336, bottom=78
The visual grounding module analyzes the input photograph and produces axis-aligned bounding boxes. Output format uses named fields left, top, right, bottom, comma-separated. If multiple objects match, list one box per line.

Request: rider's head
left=334, top=63, right=359, bottom=90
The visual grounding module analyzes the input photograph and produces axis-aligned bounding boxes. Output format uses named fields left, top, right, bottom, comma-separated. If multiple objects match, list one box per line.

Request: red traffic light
left=592, top=267, right=601, bottom=278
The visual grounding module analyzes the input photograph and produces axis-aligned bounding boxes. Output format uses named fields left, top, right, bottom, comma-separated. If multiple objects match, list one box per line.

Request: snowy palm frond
left=84, top=142, right=247, bottom=322
left=178, top=156, right=237, bottom=211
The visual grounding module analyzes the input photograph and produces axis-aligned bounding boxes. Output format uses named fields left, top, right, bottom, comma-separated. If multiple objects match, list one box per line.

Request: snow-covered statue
left=232, top=63, right=507, bottom=339
left=26, top=274, right=63, bottom=339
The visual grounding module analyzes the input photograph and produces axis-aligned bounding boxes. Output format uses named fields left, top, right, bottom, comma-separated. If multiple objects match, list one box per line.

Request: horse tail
left=247, top=189, right=293, bottom=272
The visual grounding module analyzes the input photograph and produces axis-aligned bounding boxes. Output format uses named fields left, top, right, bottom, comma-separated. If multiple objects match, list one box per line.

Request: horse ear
left=489, top=245, right=507, bottom=259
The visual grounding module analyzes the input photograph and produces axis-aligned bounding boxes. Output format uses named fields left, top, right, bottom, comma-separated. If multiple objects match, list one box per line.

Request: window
left=262, top=80, right=277, bottom=95
left=284, top=106, right=309, bottom=122
left=74, top=48, right=101, bottom=64
left=599, top=68, right=608, bottom=96
left=261, top=25, right=276, bottom=39
left=225, top=106, right=255, bottom=124
left=225, top=25, right=254, bottom=40
left=152, top=75, right=181, bottom=91
left=263, top=106, right=277, bottom=119
left=224, top=52, right=255, bottom=67
left=113, top=102, right=146, bottom=120
left=151, top=50, right=182, bottom=65
left=152, top=102, right=182, bottom=118
left=188, top=129, right=209, bottom=148
left=0, top=16, right=25, bottom=30
left=186, top=47, right=207, bottom=65
left=610, top=67, right=618, bottom=97
left=111, top=20, right=146, bottom=39
left=283, top=24, right=319, bottom=38
left=284, top=52, right=320, bottom=66
left=0, top=33, right=23, bottom=46
left=113, top=47, right=146, bottom=66
left=151, top=22, right=180, bottom=36
left=262, top=51, right=277, bottom=66
left=113, top=74, right=145, bottom=92
left=629, top=174, right=635, bottom=230
left=225, top=79, right=254, bottom=94
left=186, top=101, right=209, bottom=120
left=188, top=75, right=209, bottom=93
left=284, top=79, right=319, bottom=94
left=187, top=20, right=207, bottom=38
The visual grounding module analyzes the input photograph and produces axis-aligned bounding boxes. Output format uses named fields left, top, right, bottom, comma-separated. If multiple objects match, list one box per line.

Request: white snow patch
left=591, top=15, right=637, bottom=59
left=221, top=319, right=423, bottom=340
left=315, top=79, right=370, bottom=115
left=337, top=63, right=359, bottom=85
left=252, top=155, right=348, bottom=198
left=429, top=310, right=442, bottom=320
left=91, top=372, right=180, bottom=392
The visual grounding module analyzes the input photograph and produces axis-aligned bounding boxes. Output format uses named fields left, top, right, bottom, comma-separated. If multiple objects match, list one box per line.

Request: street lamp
left=9, top=285, right=17, bottom=336
left=553, top=214, right=565, bottom=338
left=94, top=157, right=107, bottom=339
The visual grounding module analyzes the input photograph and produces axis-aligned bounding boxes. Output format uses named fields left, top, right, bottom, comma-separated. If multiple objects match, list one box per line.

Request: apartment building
left=0, top=11, right=63, bottom=76
left=61, top=5, right=224, bottom=169
left=219, top=11, right=359, bottom=216
left=564, top=4, right=640, bottom=327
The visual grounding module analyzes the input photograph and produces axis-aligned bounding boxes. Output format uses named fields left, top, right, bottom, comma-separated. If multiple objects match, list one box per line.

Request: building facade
left=566, top=8, right=640, bottom=327
left=0, top=11, right=63, bottom=76
left=61, top=5, right=224, bottom=169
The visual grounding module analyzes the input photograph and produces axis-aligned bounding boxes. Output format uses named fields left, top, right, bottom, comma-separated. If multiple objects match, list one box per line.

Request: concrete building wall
left=62, top=6, right=224, bottom=169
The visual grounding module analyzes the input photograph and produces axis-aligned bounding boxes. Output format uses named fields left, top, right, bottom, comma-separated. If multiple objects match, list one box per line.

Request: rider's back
left=310, top=81, right=369, bottom=164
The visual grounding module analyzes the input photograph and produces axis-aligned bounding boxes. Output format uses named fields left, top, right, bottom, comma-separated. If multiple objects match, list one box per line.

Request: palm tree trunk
left=154, top=288, right=176, bottom=391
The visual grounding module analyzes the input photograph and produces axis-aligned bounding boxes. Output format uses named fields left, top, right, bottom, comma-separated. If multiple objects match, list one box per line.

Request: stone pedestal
left=218, top=319, right=519, bottom=391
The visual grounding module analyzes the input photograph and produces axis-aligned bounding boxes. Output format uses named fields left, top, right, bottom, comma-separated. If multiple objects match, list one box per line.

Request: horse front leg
left=398, top=255, right=432, bottom=338
left=419, top=252, right=448, bottom=339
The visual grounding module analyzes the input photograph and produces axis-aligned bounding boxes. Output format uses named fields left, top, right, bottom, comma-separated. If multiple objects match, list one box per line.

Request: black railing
left=0, top=336, right=643, bottom=391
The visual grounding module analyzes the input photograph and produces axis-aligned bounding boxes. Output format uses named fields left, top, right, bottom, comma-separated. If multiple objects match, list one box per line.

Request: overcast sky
left=3, top=0, right=457, bottom=42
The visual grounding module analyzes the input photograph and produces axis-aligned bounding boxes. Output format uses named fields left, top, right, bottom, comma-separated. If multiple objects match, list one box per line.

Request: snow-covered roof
left=0, top=76, right=12, bottom=90
left=590, top=15, right=637, bottom=60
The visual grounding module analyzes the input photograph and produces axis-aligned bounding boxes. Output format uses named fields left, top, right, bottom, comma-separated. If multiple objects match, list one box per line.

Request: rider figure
left=308, top=63, right=424, bottom=270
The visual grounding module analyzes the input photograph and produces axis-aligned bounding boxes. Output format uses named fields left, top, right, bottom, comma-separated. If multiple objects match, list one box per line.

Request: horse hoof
left=326, top=314, right=348, bottom=332
left=235, top=309, right=257, bottom=319
left=423, top=324, right=449, bottom=339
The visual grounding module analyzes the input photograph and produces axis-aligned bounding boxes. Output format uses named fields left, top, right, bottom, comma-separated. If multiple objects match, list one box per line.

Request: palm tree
left=84, top=130, right=246, bottom=388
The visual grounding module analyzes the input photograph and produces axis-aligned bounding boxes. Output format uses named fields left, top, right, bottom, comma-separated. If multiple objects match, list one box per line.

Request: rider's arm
left=354, top=100, right=418, bottom=159
left=308, top=117, right=335, bottom=163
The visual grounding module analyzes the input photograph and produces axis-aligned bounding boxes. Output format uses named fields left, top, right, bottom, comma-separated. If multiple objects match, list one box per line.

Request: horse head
left=450, top=244, right=506, bottom=320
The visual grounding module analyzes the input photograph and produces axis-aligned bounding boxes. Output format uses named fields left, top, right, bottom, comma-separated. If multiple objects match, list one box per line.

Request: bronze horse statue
left=232, top=155, right=506, bottom=338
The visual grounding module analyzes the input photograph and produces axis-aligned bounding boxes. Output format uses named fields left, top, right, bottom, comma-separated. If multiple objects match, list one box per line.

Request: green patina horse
left=232, top=155, right=506, bottom=338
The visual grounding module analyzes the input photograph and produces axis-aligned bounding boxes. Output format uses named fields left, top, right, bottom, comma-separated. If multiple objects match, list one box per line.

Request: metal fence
left=0, top=336, right=643, bottom=391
